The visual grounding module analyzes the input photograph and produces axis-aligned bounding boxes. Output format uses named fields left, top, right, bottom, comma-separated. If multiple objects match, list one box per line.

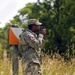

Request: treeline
left=0, top=0, right=75, bottom=59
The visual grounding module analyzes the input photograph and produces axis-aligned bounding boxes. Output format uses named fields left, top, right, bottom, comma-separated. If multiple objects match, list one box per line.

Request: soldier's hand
left=40, top=28, right=46, bottom=35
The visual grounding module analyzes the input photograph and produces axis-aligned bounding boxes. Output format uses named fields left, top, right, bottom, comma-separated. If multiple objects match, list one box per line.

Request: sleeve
left=23, top=32, right=44, bottom=50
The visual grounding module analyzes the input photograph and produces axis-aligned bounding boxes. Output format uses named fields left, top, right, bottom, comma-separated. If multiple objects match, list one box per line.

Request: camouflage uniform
left=18, top=19, right=44, bottom=75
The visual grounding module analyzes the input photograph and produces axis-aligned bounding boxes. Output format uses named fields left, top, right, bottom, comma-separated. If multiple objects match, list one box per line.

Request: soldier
left=18, top=19, right=46, bottom=75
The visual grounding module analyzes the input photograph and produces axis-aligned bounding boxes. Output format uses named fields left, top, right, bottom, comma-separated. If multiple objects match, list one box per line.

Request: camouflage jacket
left=18, top=29, right=44, bottom=62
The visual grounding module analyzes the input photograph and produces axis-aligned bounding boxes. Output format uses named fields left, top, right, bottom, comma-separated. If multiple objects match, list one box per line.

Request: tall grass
left=0, top=59, right=12, bottom=75
left=0, top=54, right=75, bottom=75
left=42, top=54, right=75, bottom=75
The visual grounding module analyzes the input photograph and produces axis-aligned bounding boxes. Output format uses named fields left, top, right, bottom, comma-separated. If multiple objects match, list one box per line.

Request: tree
left=1, top=0, right=75, bottom=58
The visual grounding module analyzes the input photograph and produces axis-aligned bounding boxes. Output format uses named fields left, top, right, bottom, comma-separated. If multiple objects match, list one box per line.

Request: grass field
left=0, top=54, right=75, bottom=75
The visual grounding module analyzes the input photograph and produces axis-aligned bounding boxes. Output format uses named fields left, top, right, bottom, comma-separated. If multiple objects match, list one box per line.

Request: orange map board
left=9, top=27, right=24, bottom=45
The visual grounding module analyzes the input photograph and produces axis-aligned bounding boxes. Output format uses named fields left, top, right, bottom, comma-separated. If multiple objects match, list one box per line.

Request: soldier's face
left=33, top=25, right=40, bottom=32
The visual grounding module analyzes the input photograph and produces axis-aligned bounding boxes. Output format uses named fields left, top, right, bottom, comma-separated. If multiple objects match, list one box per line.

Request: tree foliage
left=0, top=0, right=75, bottom=58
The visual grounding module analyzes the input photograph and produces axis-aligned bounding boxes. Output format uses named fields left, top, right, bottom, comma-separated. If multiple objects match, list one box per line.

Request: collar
left=26, top=29, right=37, bottom=37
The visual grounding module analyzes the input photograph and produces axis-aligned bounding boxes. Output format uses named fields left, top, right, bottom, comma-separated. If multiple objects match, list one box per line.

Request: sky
left=0, top=0, right=43, bottom=28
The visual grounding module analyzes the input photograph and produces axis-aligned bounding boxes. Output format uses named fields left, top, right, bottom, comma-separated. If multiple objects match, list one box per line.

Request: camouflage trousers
left=22, top=49, right=42, bottom=75
left=22, top=61, right=42, bottom=75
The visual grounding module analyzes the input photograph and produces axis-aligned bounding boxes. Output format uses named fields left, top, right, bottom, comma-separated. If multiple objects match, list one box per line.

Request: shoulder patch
left=29, top=33, right=34, bottom=38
